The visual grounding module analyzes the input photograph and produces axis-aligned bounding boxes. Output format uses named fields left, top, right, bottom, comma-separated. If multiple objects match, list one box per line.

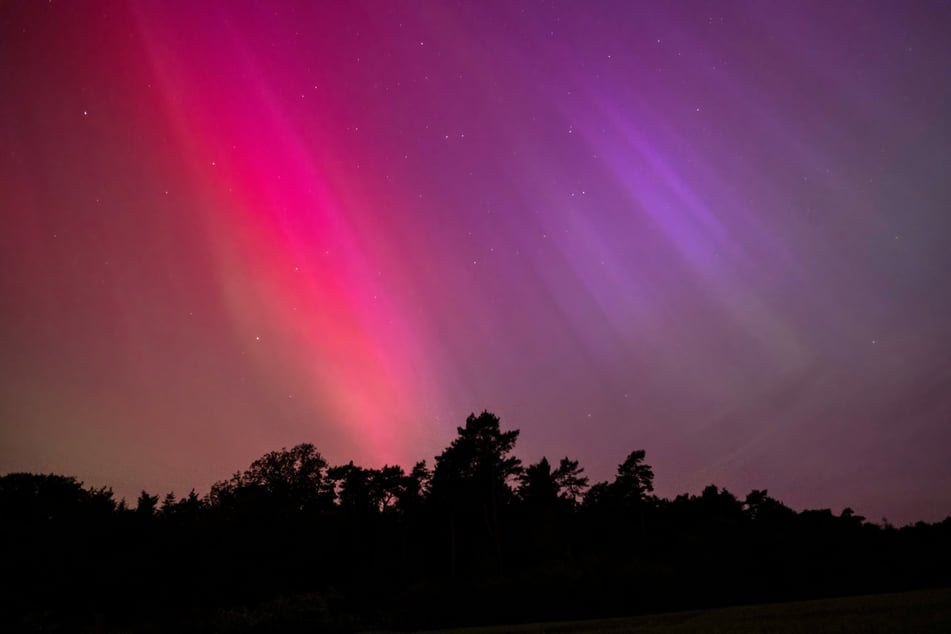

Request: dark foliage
left=2, top=411, right=950, bottom=632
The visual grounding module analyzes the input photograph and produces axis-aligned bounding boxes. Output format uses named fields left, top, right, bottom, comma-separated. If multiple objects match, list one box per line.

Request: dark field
left=420, top=588, right=951, bottom=633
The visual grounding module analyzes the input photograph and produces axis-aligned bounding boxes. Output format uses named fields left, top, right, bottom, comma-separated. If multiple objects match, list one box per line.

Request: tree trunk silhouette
left=449, top=512, right=456, bottom=578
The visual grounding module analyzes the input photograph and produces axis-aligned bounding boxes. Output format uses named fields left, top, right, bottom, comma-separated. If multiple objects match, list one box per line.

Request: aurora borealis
left=2, top=1, right=950, bottom=526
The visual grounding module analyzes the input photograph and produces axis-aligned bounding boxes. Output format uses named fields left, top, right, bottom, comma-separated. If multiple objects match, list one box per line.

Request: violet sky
left=2, top=1, right=950, bottom=525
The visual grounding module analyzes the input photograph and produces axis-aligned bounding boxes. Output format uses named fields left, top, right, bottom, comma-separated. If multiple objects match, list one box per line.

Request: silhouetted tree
left=744, top=489, right=795, bottom=523
left=520, top=457, right=558, bottom=508
left=160, top=489, right=203, bottom=523
left=583, top=450, right=654, bottom=521
left=697, top=484, right=743, bottom=520
left=840, top=506, right=866, bottom=527
left=431, top=411, right=523, bottom=500
left=517, top=456, right=588, bottom=568
left=371, top=465, right=406, bottom=512
left=0, top=473, right=116, bottom=521
left=136, top=490, right=159, bottom=517
left=431, top=411, right=523, bottom=575
left=613, top=449, right=654, bottom=505
left=209, top=443, right=332, bottom=515
left=329, top=461, right=374, bottom=512
left=553, top=456, right=589, bottom=505
left=398, top=460, right=431, bottom=514
left=583, top=480, right=612, bottom=509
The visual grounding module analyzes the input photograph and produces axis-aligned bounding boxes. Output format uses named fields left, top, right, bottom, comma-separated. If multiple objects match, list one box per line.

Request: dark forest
left=2, top=411, right=950, bottom=632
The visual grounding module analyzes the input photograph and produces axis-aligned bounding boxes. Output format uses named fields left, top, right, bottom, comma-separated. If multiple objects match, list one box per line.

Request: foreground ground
left=414, top=587, right=951, bottom=633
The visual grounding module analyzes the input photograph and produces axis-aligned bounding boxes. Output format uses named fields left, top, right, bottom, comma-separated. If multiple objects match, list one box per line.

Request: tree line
left=2, top=411, right=949, bottom=632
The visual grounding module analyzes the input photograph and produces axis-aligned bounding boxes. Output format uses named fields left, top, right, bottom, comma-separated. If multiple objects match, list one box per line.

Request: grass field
left=418, top=587, right=951, bottom=633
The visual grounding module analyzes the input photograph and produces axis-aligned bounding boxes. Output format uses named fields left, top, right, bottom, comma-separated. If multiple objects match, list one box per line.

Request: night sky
left=2, top=1, right=950, bottom=526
